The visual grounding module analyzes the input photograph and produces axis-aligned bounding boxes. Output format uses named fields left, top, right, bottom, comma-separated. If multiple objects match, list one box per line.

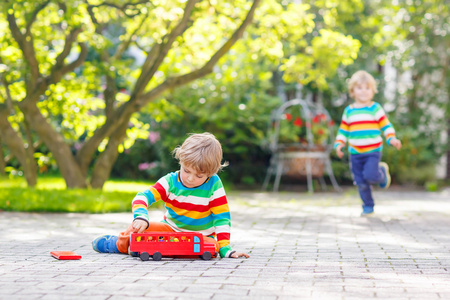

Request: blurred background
left=0, top=0, right=448, bottom=203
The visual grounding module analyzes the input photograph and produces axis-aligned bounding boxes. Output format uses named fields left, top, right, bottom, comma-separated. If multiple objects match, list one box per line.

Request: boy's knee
left=358, top=183, right=370, bottom=191
left=363, top=170, right=382, bottom=184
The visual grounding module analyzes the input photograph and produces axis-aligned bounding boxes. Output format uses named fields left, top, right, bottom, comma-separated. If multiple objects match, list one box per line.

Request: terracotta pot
left=280, top=146, right=326, bottom=177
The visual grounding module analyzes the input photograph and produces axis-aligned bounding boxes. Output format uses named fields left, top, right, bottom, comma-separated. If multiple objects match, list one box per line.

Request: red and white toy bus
left=129, top=232, right=216, bottom=261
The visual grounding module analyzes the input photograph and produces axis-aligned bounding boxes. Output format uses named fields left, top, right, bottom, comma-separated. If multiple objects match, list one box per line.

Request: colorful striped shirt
left=334, top=102, right=396, bottom=154
left=132, top=171, right=232, bottom=258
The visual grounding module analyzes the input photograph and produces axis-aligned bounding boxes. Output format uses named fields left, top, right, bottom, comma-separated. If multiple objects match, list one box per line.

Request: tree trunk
left=0, top=106, right=37, bottom=186
left=0, top=135, right=6, bottom=176
left=18, top=102, right=87, bottom=188
left=90, top=121, right=129, bottom=189
left=447, top=121, right=450, bottom=180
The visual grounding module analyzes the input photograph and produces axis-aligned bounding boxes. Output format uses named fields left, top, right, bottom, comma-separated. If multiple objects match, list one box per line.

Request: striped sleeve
left=209, top=178, right=232, bottom=258
left=334, top=107, right=349, bottom=149
left=132, top=174, right=170, bottom=223
left=375, top=105, right=396, bottom=145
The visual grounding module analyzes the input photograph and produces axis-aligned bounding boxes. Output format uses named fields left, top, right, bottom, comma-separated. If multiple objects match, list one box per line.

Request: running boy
left=93, top=132, right=250, bottom=258
left=334, top=71, right=402, bottom=216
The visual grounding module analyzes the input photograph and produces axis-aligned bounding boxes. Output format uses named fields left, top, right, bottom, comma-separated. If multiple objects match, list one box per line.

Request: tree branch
left=112, top=14, right=148, bottom=61
left=138, top=0, right=261, bottom=106
left=7, top=12, right=41, bottom=85
left=86, top=2, right=104, bottom=33
left=54, top=27, right=84, bottom=70
left=0, top=57, right=15, bottom=111
left=132, top=0, right=199, bottom=98
left=90, top=0, right=151, bottom=18
left=46, top=42, right=88, bottom=86
left=25, top=0, right=51, bottom=33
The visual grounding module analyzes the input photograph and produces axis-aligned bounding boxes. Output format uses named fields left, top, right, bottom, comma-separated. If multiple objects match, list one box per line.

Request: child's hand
left=131, top=219, right=148, bottom=233
left=336, top=144, right=344, bottom=159
left=230, top=251, right=250, bottom=258
left=390, top=138, right=402, bottom=150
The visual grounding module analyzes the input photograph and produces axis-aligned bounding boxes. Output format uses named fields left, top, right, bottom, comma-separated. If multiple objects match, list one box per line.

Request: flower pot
left=280, top=146, right=326, bottom=178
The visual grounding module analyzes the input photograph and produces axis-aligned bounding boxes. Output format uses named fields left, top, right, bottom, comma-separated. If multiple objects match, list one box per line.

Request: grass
left=0, top=176, right=164, bottom=213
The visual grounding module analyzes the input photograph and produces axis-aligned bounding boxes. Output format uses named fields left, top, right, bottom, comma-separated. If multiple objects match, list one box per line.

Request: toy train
left=129, top=232, right=216, bottom=261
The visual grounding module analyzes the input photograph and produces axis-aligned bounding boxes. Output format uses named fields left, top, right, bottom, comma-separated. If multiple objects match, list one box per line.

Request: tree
left=140, top=0, right=364, bottom=184
left=0, top=0, right=261, bottom=188
left=370, top=0, right=449, bottom=182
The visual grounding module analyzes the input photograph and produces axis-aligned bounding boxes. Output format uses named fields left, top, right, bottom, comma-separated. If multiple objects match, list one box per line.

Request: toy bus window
left=135, top=236, right=143, bottom=242
left=158, top=236, right=164, bottom=242
left=193, top=235, right=201, bottom=253
left=169, top=236, right=179, bottom=242
left=147, top=236, right=154, bottom=242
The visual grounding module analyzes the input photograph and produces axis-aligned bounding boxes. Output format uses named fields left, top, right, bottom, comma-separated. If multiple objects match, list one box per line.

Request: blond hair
left=348, top=70, right=378, bottom=98
left=173, top=132, right=228, bottom=176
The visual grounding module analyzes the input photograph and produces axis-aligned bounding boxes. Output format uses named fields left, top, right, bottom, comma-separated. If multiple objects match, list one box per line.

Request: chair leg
left=262, top=165, right=272, bottom=191
left=325, top=158, right=342, bottom=192
left=273, top=162, right=283, bottom=192
left=318, top=176, right=327, bottom=191
left=305, top=158, right=313, bottom=193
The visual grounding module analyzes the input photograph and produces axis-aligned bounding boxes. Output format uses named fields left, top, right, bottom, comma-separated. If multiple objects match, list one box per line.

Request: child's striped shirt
left=334, top=102, right=396, bottom=154
left=132, top=171, right=232, bottom=258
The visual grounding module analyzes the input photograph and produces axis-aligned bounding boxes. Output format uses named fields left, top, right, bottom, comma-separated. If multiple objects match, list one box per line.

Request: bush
left=0, top=176, right=163, bottom=213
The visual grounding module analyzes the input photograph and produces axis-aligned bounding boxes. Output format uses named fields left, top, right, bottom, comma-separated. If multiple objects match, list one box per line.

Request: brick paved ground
left=1, top=188, right=449, bottom=299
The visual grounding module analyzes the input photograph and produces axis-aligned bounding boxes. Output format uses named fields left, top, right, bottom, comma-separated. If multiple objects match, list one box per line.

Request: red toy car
left=129, top=232, right=217, bottom=261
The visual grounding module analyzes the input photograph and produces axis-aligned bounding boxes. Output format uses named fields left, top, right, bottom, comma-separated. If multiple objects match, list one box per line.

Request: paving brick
left=1, top=190, right=449, bottom=299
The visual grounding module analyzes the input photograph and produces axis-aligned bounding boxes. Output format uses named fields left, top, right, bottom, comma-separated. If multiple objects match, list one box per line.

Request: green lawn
left=0, top=176, right=163, bottom=213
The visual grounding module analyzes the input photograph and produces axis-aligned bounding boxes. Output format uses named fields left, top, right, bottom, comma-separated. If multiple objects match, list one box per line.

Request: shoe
left=379, top=162, right=391, bottom=189
left=361, top=206, right=374, bottom=216
left=92, top=235, right=120, bottom=253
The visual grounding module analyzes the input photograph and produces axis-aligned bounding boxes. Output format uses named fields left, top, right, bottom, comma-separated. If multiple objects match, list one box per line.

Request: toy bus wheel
left=201, top=252, right=212, bottom=260
left=140, top=252, right=150, bottom=261
left=152, top=252, right=162, bottom=261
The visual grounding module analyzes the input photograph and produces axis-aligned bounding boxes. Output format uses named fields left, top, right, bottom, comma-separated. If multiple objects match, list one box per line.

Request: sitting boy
left=93, top=132, right=250, bottom=259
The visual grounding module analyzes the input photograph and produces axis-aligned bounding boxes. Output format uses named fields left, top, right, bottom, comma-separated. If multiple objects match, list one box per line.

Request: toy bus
left=129, top=232, right=217, bottom=261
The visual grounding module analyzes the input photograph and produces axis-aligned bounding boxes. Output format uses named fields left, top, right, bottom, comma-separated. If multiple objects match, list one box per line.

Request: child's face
left=179, top=164, right=208, bottom=188
left=351, top=82, right=374, bottom=106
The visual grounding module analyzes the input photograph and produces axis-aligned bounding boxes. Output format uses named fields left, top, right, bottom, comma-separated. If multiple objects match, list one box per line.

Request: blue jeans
left=349, top=152, right=385, bottom=210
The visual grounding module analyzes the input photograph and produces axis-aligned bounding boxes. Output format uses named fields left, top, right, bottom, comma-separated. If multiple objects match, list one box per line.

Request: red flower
left=317, top=129, right=324, bottom=135
left=312, top=115, right=320, bottom=123
left=328, top=120, right=335, bottom=126
left=285, top=113, right=292, bottom=121
left=293, top=117, right=303, bottom=127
